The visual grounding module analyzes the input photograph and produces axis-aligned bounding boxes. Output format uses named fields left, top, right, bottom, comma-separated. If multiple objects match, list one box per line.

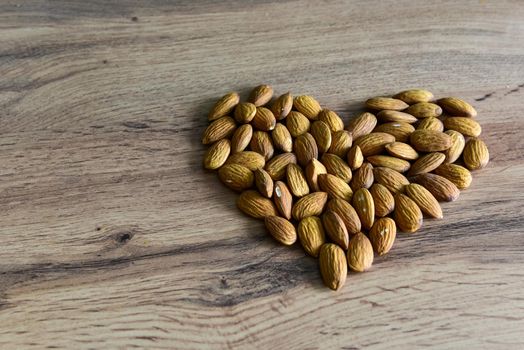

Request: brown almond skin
left=437, top=97, right=477, bottom=118
left=369, top=217, right=397, bottom=256
left=292, top=192, right=328, bottom=221
left=271, top=123, right=293, bottom=153
left=310, top=121, right=332, bottom=153
left=346, top=112, right=377, bottom=139
left=226, top=151, right=265, bottom=171
left=271, top=92, right=293, bottom=120
left=444, top=130, right=466, bottom=164
left=352, top=188, right=375, bottom=230
left=298, top=217, right=326, bottom=257
left=444, top=117, right=482, bottom=137
left=434, top=163, right=473, bottom=189
left=286, top=111, right=311, bottom=137
left=319, top=243, right=347, bottom=291
left=347, top=145, right=364, bottom=170
left=404, top=183, right=443, bottom=219
left=265, top=216, right=296, bottom=245
left=273, top=181, right=293, bottom=220
left=237, top=190, right=278, bottom=219
left=202, top=116, right=236, bottom=145
left=234, top=102, right=257, bottom=123
left=394, top=193, right=423, bottom=233
left=254, top=168, right=274, bottom=198
left=305, top=158, right=327, bottom=192
left=322, top=211, right=349, bottom=250
left=249, top=84, right=273, bottom=107
left=393, top=89, right=434, bottom=104
left=326, top=198, right=362, bottom=234
left=350, top=162, right=374, bottom=191
left=218, top=164, right=254, bottom=192
left=410, top=130, right=452, bottom=152
left=250, top=131, right=274, bottom=161
left=407, top=152, right=446, bottom=177
left=294, top=133, right=319, bottom=167
left=321, top=153, right=353, bottom=183
left=373, top=167, right=409, bottom=194
left=203, top=139, right=231, bottom=170
left=374, top=122, right=415, bottom=143
left=265, top=153, right=297, bottom=180
left=366, top=155, right=410, bottom=173
left=318, top=109, right=344, bottom=132
left=354, top=132, right=396, bottom=156
left=329, top=130, right=353, bottom=158
left=463, top=138, right=489, bottom=170
left=286, top=163, right=310, bottom=197
left=294, top=95, right=322, bottom=120
left=417, top=117, right=444, bottom=132
left=209, top=92, right=240, bottom=121
left=252, top=107, right=276, bottom=131
left=318, top=174, right=353, bottom=201
left=405, top=102, right=442, bottom=118
left=377, top=110, right=419, bottom=124
left=365, top=97, right=408, bottom=111
left=347, top=232, right=374, bottom=272
left=231, top=124, right=253, bottom=153
left=370, top=183, right=395, bottom=217
left=385, top=142, right=419, bottom=161
left=412, top=173, right=460, bottom=202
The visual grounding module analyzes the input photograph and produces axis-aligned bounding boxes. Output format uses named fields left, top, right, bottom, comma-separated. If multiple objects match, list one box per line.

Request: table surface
left=1, top=1, right=524, bottom=349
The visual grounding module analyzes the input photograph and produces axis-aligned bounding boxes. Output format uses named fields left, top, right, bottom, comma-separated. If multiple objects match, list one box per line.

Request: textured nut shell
left=310, top=121, right=332, bottom=154
left=202, top=116, right=236, bottom=145
left=393, top=89, right=434, bottom=104
left=366, top=155, right=410, bottom=173
left=444, top=117, right=482, bottom=137
left=385, top=142, right=419, bottom=160
left=209, top=92, right=240, bottom=120
left=203, top=139, right=231, bottom=170
left=404, top=183, right=443, bottom=219
left=286, top=111, right=311, bottom=137
left=231, top=124, right=253, bottom=153
left=377, top=110, right=418, bottom=124
left=218, top=164, right=254, bottom=191
left=346, top=112, right=377, bottom=139
left=321, top=153, right=352, bottom=183
left=463, top=138, right=489, bottom=170
left=292, top=192, right=328, bottom=221
left=294, top=133, right=319, bottom=167
left=352, top=188, right=375, bottom=230
left=350, top=162, right=374, bottom=192
left=273, top=181, right=293, bottom=220
left=252, top=107, right=276, bottom=131
left=437, top=97, right=477, bottom=117
left=286, top=163, right=310, bottom=197
left=354, top=132, right=396, bottom=156
left=249, top=84, right=273, bottom=107
left=434, top=163, right=473, bottom=189
left=237, top=190, right=278, bottom=219
left=305, top=158, right=327, bottom=192
left=322, top=211, right=349, bottom=250
left=405, top=102, right=442, bottom=118
left=407, top=152, right=446, bottom=176
left=234, top=102, right=257, bottom=123
left=412, top=173, right=460, bottom=202
left=226, top=151, right=265, bottom=170
left=444, top=130, right=466, bottom=163
left=250, top=131, right=274, bottom=161
left=318, top=109, right=344, bottom=132
left=265, top=153, right=297, bottom=180
left=271, top=123, right=293, bottom=153
left=365, top=97, right=408, bottom=111
left=319, top=243, right=347, bottom=291
left=347, top=232, right=374, bottom=272
left=294, top=95, right=322, bottom=120
left=328, top=130, right=353, bottom=158
left=347, top=145, right=364, bottom=170
left=394, top=193, right=423, bottom=233
left=318, top=174, right=353, bottom=201
left=410, top=130, right=452, bottom=152
left=271, top=92, right=293, bottom=120
left=369, top=217, right=397, bottom=256
left=417, top=117, right=444, bottom=132
left=254, top=168, right=274, bottom=198
left=373, top=167, right=409, bottom=194
left=369, top=183, right=395, bottom=217
left=326, top=198, right=361, bottom=234
left=298, top=217, right=326, bottom=257
left=374, top=122, right=415, bottom=143
left=265, top=216, right=296, bottom=245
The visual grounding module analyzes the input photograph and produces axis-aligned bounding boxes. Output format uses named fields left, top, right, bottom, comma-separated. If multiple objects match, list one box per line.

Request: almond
left=347, top=232, right=374, bottom=272
left=231, top=124, right=253, bottom=153
left=286, top=163, right=310, bottom=197
left=377, top=110, right=418, bottom=124
left=310, top=121, right=332, bottom=153
left=365, top=97, right=408, bottom=111
left=444, top=130, right=466, bottom=163
left=350, top=162, right=374, bottom=191
left=271, top=123, right=293, bottom=152
left=218, top=164, right=254, bottom=191
left=374, top=121, right=415, bottom=143
left=294, top=95, right=322, bottom=120
left=321, top=153, right=352, bottom=183
left=393, top=89, right=434, bottom=104
left=394, top=193, right=423, bottom=233
left=346, top=112, right=377, bottom=139
left=292, top=192, right=328, bottom=221
left=250, top=131, right=274, bottom=161
left=202, top=116, right=236, bottom=145
left=203, top=139, right=231, bottom=170
left=237, top=190, right=278, bottom=219
left=369, top=217, right=397, bottom=256
left=405, top=102, right=442, bottom=118
left=407, top=152, right=445, bottom=176
left=366, top=155, right=410, bottom=173
left=294, top=133, right=319, bottom=167
left=373, top=167, right=409, bottom=194
left=298, top=216, right=326, bottom=257
left=417, top=117, right=444, bottom=132
left=252, top=107, right=276, bottom=131
left=412, top=173, right=460, bottom=202
left=254, top=168, right=274, bottom=198
left=273, top=181, right=293, bottom=219
left=319, top=243, right=347, bottom=291
left=326, top=198, right=361, bottom=234
left=385, top=142, right=419, bottom=160
left=209, top=92, right=240, bottom=121
left=444, top=117, right=482, bottom=137
left=318, top=109, right=344, bottom=132
left=463, top=138, right=489, bottom=170
left=305, top=158, right=327, bottom=192
left=234, top=102, right=257, bottom=123
left=226, top=151, right=265, bottom=170
left=265, top=153, right=297, bottom=180
left=249, top=84, right=273, bottom=107
left=286, top=111, right=311, bottom=137
left=318, top=174, right=353, bottom=201
left=322, top=211, right=349, bottom=250
left=410, top=130, right=452, bottom=152
left=271, top=92, right=293, bottom=120
left=347, top=145, right=364, bottom=170
left=437, top=97, right=477, bottom=118
left=404, top=183, right=443, bottom=219
left=265, top=216, right=296, bottom=245
left=352, top=188, right=375, bottom=230
left=369, top=183, right=395, bottom=217
left=328, top=130, right=353, bottom=158
left=434, top=163, right=473, bottom=189
left=354, top=132, right=396, bottom=156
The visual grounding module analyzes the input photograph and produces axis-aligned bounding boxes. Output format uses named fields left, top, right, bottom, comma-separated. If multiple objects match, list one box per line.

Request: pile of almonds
left=202, top=85, right=489, bottom=291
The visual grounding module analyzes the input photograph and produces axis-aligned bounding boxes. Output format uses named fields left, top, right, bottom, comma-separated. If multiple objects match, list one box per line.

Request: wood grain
left=1, top=0, right=524, bottom=348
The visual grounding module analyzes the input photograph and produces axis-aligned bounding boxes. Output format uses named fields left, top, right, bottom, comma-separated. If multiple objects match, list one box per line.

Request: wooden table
left=1, top=1, right=523, bottom=348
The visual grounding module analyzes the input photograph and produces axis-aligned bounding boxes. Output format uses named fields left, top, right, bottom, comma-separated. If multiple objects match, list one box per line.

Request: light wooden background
left=1, top=1, right=523, bottom=349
